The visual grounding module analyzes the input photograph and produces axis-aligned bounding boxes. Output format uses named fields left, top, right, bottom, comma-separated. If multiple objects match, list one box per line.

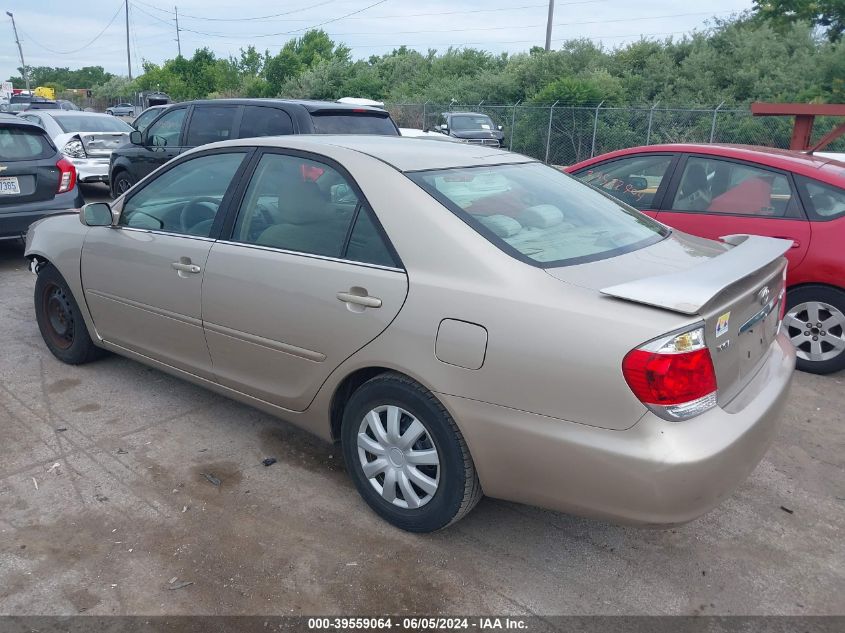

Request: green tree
left=753, top=0, right=845, bottom=41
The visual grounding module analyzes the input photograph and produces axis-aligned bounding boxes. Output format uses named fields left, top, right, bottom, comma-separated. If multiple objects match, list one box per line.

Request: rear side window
left=239, top=106, right=293, bottom=138
left=410, top=162, right=668, bottom=267
left=0, top=126, right=54, bottom=160
left=186, top=106, right=237, bottom=146
left=310, top=112, right=397, bottom=135
left=796, top=176, right=845, bottom=220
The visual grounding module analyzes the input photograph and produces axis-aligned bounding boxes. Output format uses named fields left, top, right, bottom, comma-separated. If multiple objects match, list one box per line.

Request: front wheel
left=111, top=171, right=135, bottom=197
left=784, top=285, right=845, bottom=375
left=34, top=264, right=105, bottom=365
left=341, top=373, right=482, bottom=532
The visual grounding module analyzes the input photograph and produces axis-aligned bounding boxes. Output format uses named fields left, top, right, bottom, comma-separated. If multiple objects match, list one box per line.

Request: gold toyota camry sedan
left=25, top=136, right=795, bottom=532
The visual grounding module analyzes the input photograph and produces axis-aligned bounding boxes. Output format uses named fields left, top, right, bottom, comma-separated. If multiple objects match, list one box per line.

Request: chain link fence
left=384, top=102, right=845, bottom=165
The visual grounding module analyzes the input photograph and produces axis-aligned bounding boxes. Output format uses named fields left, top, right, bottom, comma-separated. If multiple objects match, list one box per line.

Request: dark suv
left=436, top=112, right=505, bottom=147
left=109, top=99, right=400, bottom=196
left=0, top=114, right=83, bottom=240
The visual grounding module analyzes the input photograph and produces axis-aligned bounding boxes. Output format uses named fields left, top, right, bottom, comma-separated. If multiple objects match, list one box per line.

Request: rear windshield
left=310, top=112, right=397, bottom=135
left=409, top=163, right=668, bottom=267
left=0, top=126, right=54, bottom=160
left=54, top=115, right=134, bottom=134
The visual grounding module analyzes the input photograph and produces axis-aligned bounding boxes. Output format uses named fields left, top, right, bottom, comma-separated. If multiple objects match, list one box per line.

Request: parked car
left=566, top=144, right=845, bottom=374
left=108, top=98, right=400, bottom=196
left=435, top=112, right=505, bottom=147
left=0, top=113, right=83, bottom=240
left=399, top=127, right=462, bottom=142
left=18, top=111, right=133, bottom=185
left=26, top=136, right=794, bottom=531
left=130, top=105, right=167, bottom=133
left=106, top=103, right=135, bottom=116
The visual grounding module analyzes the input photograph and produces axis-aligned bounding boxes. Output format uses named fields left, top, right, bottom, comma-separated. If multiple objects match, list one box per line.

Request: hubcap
left=357, top=405, right=440, bottom=509
left=42, top=283, right=74, bottom=350
left=784, top=301, right=845, bottom=362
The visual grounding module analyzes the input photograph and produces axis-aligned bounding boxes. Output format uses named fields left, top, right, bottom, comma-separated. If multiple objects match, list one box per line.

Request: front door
left=201, top=151, right=408, bottom=411
left=656, top=155, right=812, bottom=273
left=128, top=106, right=189, bottom=181
left=81, top=150, right=250, bottom=376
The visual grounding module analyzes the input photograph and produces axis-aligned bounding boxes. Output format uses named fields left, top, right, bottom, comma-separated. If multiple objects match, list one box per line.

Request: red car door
left=569, top=153, right=679, bottom=219
left=656, top=154, right=812, bottom=273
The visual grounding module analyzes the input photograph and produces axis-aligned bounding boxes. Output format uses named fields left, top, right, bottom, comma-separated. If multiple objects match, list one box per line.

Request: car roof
left=36, top=110, right=111, bottom=118
left=0, top=112, right=46, bottom=129
left=165, top=98, right=390, bottom=114
left=199, top=135, right=533, bottom=171
left=446, top=112, right=492, bottom=117
left=571, top=143, right=845, bottom=183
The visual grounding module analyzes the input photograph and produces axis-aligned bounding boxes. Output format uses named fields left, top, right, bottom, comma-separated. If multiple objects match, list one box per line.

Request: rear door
left=184, top=104, right=240, bottom=147
left=656, top=154, right=812, bottom=272
left=201, top=149, right=408, bottom=411
left=0, top=122, right=60, bottom=209
left=570, top=153, right=679, bottom=218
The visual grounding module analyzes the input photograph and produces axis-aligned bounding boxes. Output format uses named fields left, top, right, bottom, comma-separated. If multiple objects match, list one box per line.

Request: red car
left=566, top=144, right=845, bottom=374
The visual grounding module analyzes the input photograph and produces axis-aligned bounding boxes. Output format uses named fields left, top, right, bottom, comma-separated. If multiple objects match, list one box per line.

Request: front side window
left=185, top=106, right=238, bottom=146
left=146, top=108, right=186, bottom=148
left=233, top=153, right=394, bottom=264
left=133, top=109, right=160, bottom=133
left=410, top=162, right=668, bottom=267
left=119, top=152, right=246, bottom=236
left=574, top=154, right=673, bottom=210
left=671, top=156, right=798, bottom=217
left=797, top=176, right=845, bottom=220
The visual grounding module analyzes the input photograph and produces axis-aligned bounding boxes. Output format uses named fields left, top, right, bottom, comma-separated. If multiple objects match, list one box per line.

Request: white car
left=399, top=127, right=461, bottom=142
left=17, top=110, right=133, bottom=184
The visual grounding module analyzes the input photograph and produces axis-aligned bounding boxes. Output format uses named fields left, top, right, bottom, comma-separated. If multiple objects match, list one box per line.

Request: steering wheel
left=179, top=197, right=220, bottom=234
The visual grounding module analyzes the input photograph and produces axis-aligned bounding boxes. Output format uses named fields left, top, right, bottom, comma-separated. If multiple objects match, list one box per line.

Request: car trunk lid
left=78, top=132, right=128, bottom=157
left=546, top=233, right=791, bottom=405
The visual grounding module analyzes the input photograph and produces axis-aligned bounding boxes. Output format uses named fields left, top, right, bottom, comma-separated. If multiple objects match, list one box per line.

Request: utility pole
left=125, top=0, right=132, bottom=80
left=544, top=0, right=555, bottom=51
left=6, top=12, right=30, bottom=91
left=175, top=6, right=182, bottom=57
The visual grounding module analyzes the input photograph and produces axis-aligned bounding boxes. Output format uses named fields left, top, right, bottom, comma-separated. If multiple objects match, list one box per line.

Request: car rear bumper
left=68, top=157, right=111, bottom=182
left=0, top=188, right=84, bottom=239
left=439, top=332, right=795, bottom=525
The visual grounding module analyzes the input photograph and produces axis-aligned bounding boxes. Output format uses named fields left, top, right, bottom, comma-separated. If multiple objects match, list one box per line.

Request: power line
left=18, top=1, right=124, bottom=55
left=133, top=0, right=342, bottom=22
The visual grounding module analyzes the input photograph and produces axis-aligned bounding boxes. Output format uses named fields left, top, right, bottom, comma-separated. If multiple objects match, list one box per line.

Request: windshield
left=54, top=115, right=133, bottom=134
left=409, top=163, right=669, bottom=267
left=450, top=115, right=495, bottom=132
left=310, top=112, right=398, bottom=135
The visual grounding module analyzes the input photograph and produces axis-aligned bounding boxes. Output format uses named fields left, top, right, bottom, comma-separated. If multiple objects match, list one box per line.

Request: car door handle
left=171, top=261, right=201, bottom=274
left=773, top=237, right=801, bottom=249
left=336, top=291, right=382, bottom=308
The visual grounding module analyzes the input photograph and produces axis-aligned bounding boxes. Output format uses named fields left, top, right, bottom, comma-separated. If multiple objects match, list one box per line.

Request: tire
left=34, top=264, right=105, bottom=365
left=341, top=372, right=482, bottom=532
left=111, top=171, right=135, bottom=197
left=784, top=285, right=845, bottom=375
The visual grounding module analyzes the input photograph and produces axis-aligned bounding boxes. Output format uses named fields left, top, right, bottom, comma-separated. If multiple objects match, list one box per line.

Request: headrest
left=521, top=204, right=564, bottom=228
left=476, top=214, right=522, bottom=238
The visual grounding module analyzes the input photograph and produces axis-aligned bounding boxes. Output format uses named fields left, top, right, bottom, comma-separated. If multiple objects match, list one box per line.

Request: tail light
left=62, top=138, right=86, bottom=158
left=622, top=326, right=717, bottom=421
left=56, top=157, right=77, bottom=193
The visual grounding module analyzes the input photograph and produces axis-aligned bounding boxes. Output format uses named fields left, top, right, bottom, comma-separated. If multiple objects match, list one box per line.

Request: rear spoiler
left=600, top=234, right=792, bottom=315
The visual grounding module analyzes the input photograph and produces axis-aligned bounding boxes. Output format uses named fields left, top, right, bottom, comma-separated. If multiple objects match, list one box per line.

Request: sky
left=2, top=0, right=755, bottom=82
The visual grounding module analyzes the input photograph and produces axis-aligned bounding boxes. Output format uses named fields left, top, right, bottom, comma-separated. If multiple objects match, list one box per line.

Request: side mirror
left=129, top=130, right=143, bottom=145
left=439, top=123, right=448, bottom=132
left=80, top=202, right=113, bottom=227
left=497, top=125, right=503, bottom=131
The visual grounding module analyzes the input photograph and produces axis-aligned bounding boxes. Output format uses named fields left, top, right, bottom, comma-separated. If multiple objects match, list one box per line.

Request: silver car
left=25, top=136, right=795, bottom=532
left=17, top=111, right=133, bottom=184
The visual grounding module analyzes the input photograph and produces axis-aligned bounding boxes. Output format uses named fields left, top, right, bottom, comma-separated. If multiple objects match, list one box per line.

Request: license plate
left=0, top=176, right=21, bottom=195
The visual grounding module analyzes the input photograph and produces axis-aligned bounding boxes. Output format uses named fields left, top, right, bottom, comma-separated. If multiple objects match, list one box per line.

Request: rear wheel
left=111, top=171, right=135, bottom=197
left=34, top=264, right=105, bottom=365
left=341, top=372, right=482, bottom=532
left=784, top=285, right=845, bottom=375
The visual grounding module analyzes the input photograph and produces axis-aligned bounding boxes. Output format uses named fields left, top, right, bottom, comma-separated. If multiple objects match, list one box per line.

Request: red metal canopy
left=751, top=102, right=845, bottom=152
